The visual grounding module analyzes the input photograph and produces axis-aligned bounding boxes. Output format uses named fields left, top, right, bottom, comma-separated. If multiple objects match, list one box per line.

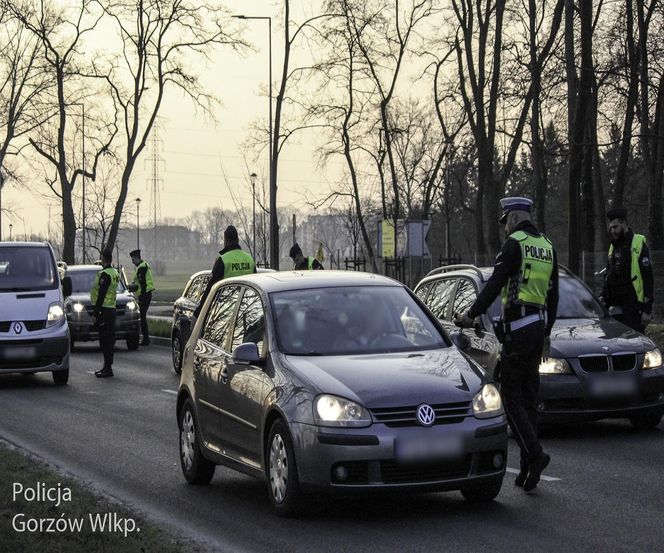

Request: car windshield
left=485, top=275, right=605, bottom=320
left=0, top=246, right=57, bottom=292
left=68, top=269, right=127, bottom=293
left=271, top=285, right=446, bottom=355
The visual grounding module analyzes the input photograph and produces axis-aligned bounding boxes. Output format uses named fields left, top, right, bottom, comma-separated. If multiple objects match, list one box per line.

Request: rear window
left=0, top=246, right=57, bottom=292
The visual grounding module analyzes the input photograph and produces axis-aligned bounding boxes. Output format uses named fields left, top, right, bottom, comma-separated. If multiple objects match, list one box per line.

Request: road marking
left=506, top=467, right=561, bottom=482
left=162, top=389, right=178, bottom=396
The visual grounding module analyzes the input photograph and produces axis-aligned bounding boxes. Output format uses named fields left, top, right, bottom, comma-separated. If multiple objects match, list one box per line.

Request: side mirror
left=62, top=276, right=72, bottom=298
left=450, top=331, right=471, bottom=352
left=232, top=342, right=262, bottom=365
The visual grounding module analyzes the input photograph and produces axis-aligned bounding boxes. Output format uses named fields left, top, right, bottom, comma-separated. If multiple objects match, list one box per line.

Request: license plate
left=1, top=346, right=37, bottom=360
left=589, top=376, right=637, bottom=398
left=395, top=433, right=463, bottom=463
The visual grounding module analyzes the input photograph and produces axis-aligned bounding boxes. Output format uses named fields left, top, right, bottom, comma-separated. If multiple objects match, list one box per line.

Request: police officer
left=289, top=243, right=324, bottom=270
left=602, top=207, right=654, bottom=333
left=454, top=197, right=559, bottom=493
left=127, top=249, right=155, bottom=346
left=193, top=225, right=256, bottom=318
left=91, top=249, right=120, bottom=378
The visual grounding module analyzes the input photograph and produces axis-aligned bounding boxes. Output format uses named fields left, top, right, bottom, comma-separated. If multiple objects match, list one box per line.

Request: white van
left=0, top=242, right=70, bottom=385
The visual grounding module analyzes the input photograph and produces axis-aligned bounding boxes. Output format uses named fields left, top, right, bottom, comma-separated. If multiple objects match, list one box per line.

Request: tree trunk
left=529, top=0, right=546, bottom=231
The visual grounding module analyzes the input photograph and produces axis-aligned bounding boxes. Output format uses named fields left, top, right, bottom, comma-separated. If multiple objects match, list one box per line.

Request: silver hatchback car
left=176, top=271, right=508, bottom=516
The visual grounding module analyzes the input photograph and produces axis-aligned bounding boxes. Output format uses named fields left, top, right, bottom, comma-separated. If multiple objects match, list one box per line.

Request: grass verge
left=147, top=317, right=172, bottom=339
left=0, top=442, right=202, bottom=553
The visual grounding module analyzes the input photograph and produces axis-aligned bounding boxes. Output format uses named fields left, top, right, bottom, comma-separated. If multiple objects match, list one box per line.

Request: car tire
left=179, top=399, right=215, bottom=484
left=69, top=334, right=75, bottom=352
left=52, top=370, right=69, bottom=386
left=461, top=476, right=503, bottom=503
left=172, top=332, right=183, bottom=374
left=126, top=334, right=140, bottom=351
left=629, top=411, right=663, bottom=430
left=266, top=419, right=305, bottom=517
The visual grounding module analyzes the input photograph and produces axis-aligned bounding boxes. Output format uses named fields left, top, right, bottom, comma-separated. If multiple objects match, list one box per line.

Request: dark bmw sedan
left=414, top=265, right=664, bottom=428
left=177, top=271, right=508, bottom=516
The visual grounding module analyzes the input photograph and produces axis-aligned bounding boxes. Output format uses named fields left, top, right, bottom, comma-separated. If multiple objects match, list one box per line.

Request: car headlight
left=472, top=383, right=503, bottom=419
left=539, top=358, right=572, bottom=375
left=72, top=302, right=85, bottom=313
left=643, top=349, right=662, bottom=370
left=46, top=302, right=65, bottom=327
left=314, top=394, right=371, bottom=427
left=126, top=301, right=137, bottom=311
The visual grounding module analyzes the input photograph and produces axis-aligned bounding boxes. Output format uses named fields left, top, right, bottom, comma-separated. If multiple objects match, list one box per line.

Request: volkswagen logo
left=416, top=404, right=436, bottom=427
left=13, top=322, right=23, bottom=334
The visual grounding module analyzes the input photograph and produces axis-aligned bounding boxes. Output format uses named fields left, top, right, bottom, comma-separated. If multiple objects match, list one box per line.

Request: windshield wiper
left=1, top=287, right=33, bottom=292
left=284, top=350, right=324, bottom=356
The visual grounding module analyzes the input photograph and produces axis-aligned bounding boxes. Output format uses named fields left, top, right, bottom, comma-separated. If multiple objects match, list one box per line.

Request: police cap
left=499, top=196, right=533, bottom=224
left=606, top=207, right=628, bottom=221
left=289, top=243, right=302, bottom=259
left=129, top=249, right=141, bottom=258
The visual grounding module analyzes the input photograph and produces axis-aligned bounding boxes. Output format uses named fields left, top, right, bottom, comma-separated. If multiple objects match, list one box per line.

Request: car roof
left=66, top=264, right=103, bottom=272
left=0, top=241, right=51, bottom=248
left=418, top=265, right=574, bottom=288
left=214, top=270, right=402, bottom=293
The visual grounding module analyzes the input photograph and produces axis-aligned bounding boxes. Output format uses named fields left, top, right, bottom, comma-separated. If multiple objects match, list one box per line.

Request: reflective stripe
left=508, top=313, right=544, bottom=332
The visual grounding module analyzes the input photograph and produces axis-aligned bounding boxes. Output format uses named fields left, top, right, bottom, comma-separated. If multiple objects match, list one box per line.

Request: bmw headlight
left=314, top=394, right=371, bottom=427
left=72, top=302, right=85, bottom=313
left=472, top=384, right=503, bottom=419
left=643, top=349, right=662, bottom=370
left=126, top=301, right=137, bottom=311
left=46, top=302, right=65, bottom=327
left=539, top=358, right=572, bottom=375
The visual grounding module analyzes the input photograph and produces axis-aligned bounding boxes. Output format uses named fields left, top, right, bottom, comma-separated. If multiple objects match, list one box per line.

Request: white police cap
left=499, top=196, right=533, bottom=224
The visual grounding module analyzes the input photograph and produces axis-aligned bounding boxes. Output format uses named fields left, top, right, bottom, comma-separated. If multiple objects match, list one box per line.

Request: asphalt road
left=1, top=345, right=662, bottom=553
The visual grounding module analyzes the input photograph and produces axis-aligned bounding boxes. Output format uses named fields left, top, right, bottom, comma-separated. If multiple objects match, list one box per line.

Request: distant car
left=414, top=264, right=664, bottom=429
left=171, top=267, right=275, bottom=374
left=64, top=264, right=140, bottom=351
left=176, top=271, right=507, bottom=516
left=0, top=241, right=70, bottom=385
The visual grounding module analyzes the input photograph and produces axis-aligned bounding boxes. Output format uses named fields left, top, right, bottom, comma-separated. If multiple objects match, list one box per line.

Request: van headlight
left=539, top=358, right=572, bottom=374
left=314, top=395, right=371, bottom=427
left=46, top=302, right=65, bottom=327
left=643, top=349, right=662, bottom=370
left=472, top=384, right=503, bottom=419
left=126, top=301, right=137, bottom=311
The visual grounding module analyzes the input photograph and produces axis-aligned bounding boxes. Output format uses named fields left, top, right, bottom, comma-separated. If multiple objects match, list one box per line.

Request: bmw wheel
left=52, top=369, right=69, bottom=386
left=172, top=332, right=183, bottom=374
left=179, top=398, right=215, bottom=484
left=126, top=334, right=140, bottom=351
left=266, top=419, right=304, bottom=517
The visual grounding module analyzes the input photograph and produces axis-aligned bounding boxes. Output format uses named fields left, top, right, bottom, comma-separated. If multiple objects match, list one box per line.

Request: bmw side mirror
left=62, top=276, right=72, bottom=298
left=451, top=331, right=471, bottom=352
left=233, top=342, right=262, bottom=365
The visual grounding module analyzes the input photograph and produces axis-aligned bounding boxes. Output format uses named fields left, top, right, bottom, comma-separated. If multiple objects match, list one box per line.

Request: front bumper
left=290, top=415, right=507, bottom=492
left=0, top=321, right=70, bottom=374
left=538, top=366, right=664, bottom=422
left=67, top=309, right=140, bottom=341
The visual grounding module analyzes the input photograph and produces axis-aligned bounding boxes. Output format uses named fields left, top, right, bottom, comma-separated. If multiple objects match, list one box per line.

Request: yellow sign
left=382, top=220, right=395, bottom=257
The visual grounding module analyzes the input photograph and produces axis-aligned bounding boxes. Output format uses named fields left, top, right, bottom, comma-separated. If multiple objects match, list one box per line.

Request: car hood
left=67, top=292, right=134, bottom=306
left=284, top=348, right=485, bottom=408
left=550, top=317, right=654, bottom=357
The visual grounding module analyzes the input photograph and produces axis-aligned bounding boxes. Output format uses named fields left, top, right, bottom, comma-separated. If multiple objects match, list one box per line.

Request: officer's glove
left=542, top=336, right=551, bottom=361
left=453, top=310, right=475, bottom=329
left=127, top=283, right=138, bottom=292
left=642, top=311, right=652, bottom=327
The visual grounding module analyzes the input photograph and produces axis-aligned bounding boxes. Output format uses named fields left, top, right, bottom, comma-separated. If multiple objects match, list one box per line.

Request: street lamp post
left=232, top=14, right=276, bottom=268
left=135, top=197, right=141, bottom=250
left=71, top=103, right=86, bottom=262
left=9, top=223, right=12, bottom=241
left=250, top=173, right=257, bottom=260
left=0, top=175, right=3, bottom=241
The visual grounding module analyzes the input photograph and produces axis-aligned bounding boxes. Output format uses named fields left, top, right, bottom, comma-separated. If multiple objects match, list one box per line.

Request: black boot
left=95, top=368, right=114, bottom=378
left=524, top=451, right=550, bottom=492
left=515, top=458, right=528, bottom=487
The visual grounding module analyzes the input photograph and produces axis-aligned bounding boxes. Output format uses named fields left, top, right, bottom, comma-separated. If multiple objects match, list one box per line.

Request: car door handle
left=220, top=365, right=229, bottom=381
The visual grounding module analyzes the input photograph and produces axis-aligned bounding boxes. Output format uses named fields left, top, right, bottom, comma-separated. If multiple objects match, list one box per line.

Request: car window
left=195, top=275, right=211, bottom=302
left=425, top=278, right=456, bottom=320
left=202, top=285, right=241, bottom=350
left=557, top=276, right=605, bottom=318
left=452, top=279, right=477, bottom=315
left=231, top=288, right=265, bottom=353
left=414, top=282, right=431, bottom=301
left=183, top=277, right=197, bottom=300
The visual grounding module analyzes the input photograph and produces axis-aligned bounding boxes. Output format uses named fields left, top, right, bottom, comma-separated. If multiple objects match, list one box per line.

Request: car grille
left=85, top=306, right=126, bottom=316
left=0, top=356, right=63, bottom=369
left=370, top=401, right=471, bottom=427
left=578, top=354, right=638, bottom=372
left=380, top=456, right=472, bottom=484
left=0, top=320, right=46, bottom=332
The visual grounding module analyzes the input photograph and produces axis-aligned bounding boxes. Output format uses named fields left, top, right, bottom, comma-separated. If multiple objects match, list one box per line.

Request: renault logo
left=416, top=404, right=436, bottom=427
left=13, top=322, right=23, bottom=334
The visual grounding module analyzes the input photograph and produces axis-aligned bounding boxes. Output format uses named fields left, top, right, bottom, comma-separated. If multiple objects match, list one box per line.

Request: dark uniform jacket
left=294, top=257, right=324, bottom=270
left=135, top=263, right=149, bottom=297
left=194, top=244, right=257, bottom=317
left=602, top=230, right=654, bottom=315
left=468, top=221, right=559, bottom=336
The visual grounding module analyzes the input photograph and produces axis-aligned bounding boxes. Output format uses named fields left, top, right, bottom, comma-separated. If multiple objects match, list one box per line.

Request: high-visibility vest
left=501, top=230, right=555, bottom=309
left=608, top=234, right=646, bottom=302
left=91, top=267, right=119, bottom=308
left=220, top=249, right=255, bottom=279
left=307, top=256, right=315, bottom=270
left=132, top=260, right=155, bottom=296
